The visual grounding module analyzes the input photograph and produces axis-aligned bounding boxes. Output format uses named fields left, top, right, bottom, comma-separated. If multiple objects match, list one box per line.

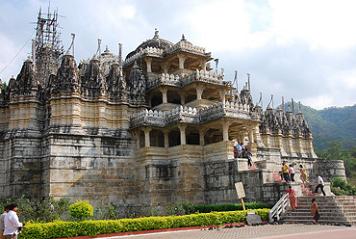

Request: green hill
left=300, top=104, right=356, bottom=150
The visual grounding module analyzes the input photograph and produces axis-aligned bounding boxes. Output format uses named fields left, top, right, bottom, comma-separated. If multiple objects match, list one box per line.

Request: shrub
left=0, top=196, right=70, bottom=223
left=68, top=201, right=94, bottom=221
left=19, top=209, right=270, bottom=239
left=181, top=202, right=271, bottom=214
left=331, top=177, right=356, bottom=195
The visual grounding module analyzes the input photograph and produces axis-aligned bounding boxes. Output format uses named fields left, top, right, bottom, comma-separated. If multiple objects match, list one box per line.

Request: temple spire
left=95, top=39, right=102, bottom=57
left=118, top=43, right=122, bottom=65
left=247, top=73, right=251, bottom=91
left=282, top=96, right=285, bottom=112
left=66, top=33, right=75, bottom=56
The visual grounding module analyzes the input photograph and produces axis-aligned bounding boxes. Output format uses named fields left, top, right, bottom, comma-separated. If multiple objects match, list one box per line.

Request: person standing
left=311, top=198, right=320, bottom=224
left=246, top=151, right=253, bottom=168
left=281, top=161, right=290, bottom=182
left=3, top=204, right=22, bottom=239
left=299, top=165, right=308, bottom=184
left=314, top=175, right=326, bottom=196
left=286, top=186, right=297, bottom=210
left=289, top=164, right=295, bottom=182
left=0, top=206, right=9, bottom=239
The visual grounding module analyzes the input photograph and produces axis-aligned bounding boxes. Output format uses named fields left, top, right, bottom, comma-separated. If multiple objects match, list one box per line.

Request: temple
left=0, top=10, right=346, bottom=214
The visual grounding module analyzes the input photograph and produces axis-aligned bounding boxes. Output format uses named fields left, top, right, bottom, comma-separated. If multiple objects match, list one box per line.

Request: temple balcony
left=130, top=101, right=258, bottom=129
left=124, top=47, right=164, bottom=67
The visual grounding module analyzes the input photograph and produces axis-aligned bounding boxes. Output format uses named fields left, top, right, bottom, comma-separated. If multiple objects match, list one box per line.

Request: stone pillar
left=144, top=128, right=151, bottom=147
left=163, top=129, right=169, bottom=148
left=145, top=57, right=152, bottom=73
left=219, top=89, right=226, bottom=105
left=180, top=93, right=185, bottom=105
left=254, top=125, right=265, bottom=148
left=222, top=121, right=230, bottom=142
left=196, top=85, right=204, bottom=100
left=298, top=135, right=307, bottom=158
left=199, top=129, right=205, bottom=146
left=248, top=129, right=254, bottom=144
left=177, top=54, right=186, bottom=70
left=160, top=87, right=168, bottom=104
left=178, top=125, right=186, bottom=145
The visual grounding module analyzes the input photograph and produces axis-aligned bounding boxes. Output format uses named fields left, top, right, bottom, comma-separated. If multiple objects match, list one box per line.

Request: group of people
left=0, top=204, right=23, bottom=239
left=282, top=161, right=327, bottom=224
left=233, top=142, right=253, bottom=168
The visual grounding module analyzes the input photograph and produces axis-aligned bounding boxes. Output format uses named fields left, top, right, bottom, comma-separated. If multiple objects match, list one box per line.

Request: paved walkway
left=95, top=224, right=356, bottom=239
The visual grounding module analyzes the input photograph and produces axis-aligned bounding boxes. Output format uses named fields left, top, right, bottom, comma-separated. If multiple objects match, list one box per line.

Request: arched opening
left=202, top=88, right=220, bottom=101
left=151, top=92, right=162, bottom=107
left=204, top=128, right=223, bottom=145
left=186, top=127, right=200, bottom=145
left=168, top=128, right=181, bottom=147
left=167, top=90, right=181, bottom=104
left=185, top=91, right=197, bottom=104
left=150, top=129, right=164, bottom=147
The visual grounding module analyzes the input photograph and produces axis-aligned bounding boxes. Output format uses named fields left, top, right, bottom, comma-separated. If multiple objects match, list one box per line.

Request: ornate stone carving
left=51, top=54, right=80, bottom=95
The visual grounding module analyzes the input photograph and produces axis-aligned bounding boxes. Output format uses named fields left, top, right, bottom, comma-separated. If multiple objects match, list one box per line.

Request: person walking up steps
left=311, top=198, right=320, bottom=224
left=314, top=175, right=326, bottom=196
left=282, top=161, right=290, bottom=182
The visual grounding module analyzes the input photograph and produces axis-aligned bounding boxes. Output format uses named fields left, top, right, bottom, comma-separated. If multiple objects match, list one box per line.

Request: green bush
left=68, top=201, right=94, bottom=221
left=331, top=177, right=356, bottom=195
left=19, top=209, right=270, bottom=239
left=0, top=196, right=70, bottom=223
left=182, top=202, right=271, bottom=214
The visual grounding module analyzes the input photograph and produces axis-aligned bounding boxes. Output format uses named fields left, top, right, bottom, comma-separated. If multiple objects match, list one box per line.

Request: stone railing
left=181, top=70, right=224, bottom=86
left=166, top=41, right=206, bottom=55
left=130, top=106, right=199, bottom=128
left=131, top=101, right=253, bottom=128
left=124, top=47, right=164, bottom=66
left=146, top=73, right=182, bottom=90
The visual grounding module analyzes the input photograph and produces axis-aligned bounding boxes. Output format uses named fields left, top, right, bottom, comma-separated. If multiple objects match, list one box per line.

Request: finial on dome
left=282, top=96, right=285, bottom=112
left=267, top=94, right=274, bottom=109
left=154, top=28, right=159, bottom=39
left=181, top=34, right=186, bottom=41
left=247, top=73, right=251, bottom=91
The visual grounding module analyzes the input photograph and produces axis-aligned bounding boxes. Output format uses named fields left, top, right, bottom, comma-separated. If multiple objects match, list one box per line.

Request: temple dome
left=125, top=29, right=173, bottom=60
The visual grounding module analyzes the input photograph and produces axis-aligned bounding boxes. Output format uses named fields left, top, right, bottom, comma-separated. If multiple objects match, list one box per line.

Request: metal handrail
left=269, top=193, right=289, bottom=223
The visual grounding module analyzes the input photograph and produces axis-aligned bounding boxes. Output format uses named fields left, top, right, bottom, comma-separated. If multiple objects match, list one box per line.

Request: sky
left=0, top=0, right=356, bottom=109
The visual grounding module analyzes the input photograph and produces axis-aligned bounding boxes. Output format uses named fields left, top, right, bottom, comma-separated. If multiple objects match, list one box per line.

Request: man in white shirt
left=3, top=204, right=22, bottom=239
left=314, top=175, right=326, bottom=196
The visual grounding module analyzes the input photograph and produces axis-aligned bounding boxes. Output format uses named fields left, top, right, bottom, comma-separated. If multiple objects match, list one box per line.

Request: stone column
left=145, top=57, right=152, bottom=73
left=222, top=121, right=230, bottom=142
left=180, top=92, right=185, bottom=105
left=160, top=87, right=168, bottom=104
left=178, top=125, right=186, bottom=145
left=248, top=128, right=254, bottom=144
left=196, top=85, right=204, bottom=100
left=253, top=125, right=265, bottom=148
left=219, top=89, right=226, bottom=105
left=144, top=127, right=151, bottom=147
left=177, top=54, right=186, bottom=70
left=163, top=129, right=169, bottom=148
left=199, top=128, right=205, bottom=146
left=134, top=131, right=140, bottom=149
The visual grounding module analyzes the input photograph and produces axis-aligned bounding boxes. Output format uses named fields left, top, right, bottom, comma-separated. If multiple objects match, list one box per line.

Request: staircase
left=281, top=196, right=356, bottom=226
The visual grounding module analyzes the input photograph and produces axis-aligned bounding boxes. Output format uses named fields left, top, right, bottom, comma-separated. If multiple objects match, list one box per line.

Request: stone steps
left=281, top=196, right=356, bottom=226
